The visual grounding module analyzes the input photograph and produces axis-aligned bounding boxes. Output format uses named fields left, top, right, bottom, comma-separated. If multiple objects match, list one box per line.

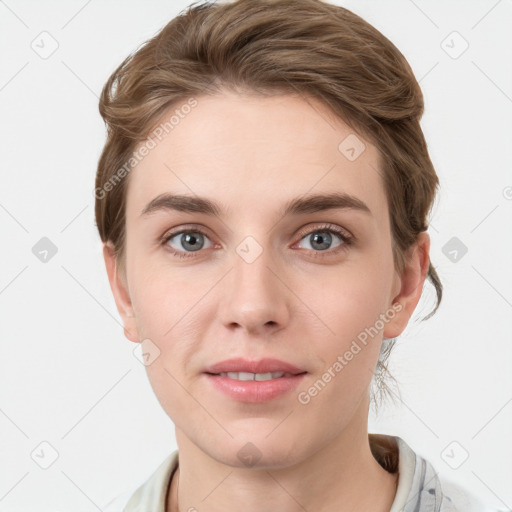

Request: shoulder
left=438, top=476, right=508, bottom=512
left=388, top=435, right=507, bottom=512
left=101, top=450, right=179, bottom=512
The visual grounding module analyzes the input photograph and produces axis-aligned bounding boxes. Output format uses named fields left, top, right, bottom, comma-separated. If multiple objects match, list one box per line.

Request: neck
left=167, top=401, right=398, bottom=512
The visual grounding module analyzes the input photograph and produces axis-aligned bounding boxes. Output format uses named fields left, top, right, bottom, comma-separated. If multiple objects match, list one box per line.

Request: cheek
left=317, top=264, right=391, bottom=339
left=128, top=252, right=193, bottom=331
left=303, top=258, right=394, bottom=396
left=143, top=357, right=195, bottom=433
left=298, top=270, right=389, bottom=410
left=129, top=259, right=207, bottom=364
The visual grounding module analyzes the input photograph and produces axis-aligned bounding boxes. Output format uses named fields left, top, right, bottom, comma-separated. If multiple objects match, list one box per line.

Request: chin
left=207, top=437, right=308, bottom=471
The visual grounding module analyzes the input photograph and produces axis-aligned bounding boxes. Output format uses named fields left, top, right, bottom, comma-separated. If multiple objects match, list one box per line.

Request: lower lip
left=205, top=373, right=307, bottom=403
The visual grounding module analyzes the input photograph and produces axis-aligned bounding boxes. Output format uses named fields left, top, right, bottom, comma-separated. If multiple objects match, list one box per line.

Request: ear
left=103, top=241, right=140, bottom=343
left=383, top=231, right=431, bottom=338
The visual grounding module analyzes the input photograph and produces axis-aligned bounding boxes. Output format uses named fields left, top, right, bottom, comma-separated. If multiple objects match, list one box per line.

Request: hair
left=94, top=0, right=443, bottom=411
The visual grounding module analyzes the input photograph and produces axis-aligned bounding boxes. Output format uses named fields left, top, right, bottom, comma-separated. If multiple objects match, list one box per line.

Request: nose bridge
left=218, top=233, right=288, bottom=333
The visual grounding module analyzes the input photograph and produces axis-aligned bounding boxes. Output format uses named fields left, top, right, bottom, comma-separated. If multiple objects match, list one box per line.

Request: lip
left=204, top=357, right=306, bottom=375
left=204, top=358, right=307, bottom=403
left=205, top=373, right=307, bottom=403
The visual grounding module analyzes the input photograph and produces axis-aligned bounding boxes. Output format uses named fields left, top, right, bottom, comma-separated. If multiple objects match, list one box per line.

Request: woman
left=95, top=0, right=500, bottom=510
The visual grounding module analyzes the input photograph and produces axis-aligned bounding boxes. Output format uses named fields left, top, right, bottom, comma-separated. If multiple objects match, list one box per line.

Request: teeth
left=218, top=371, right=291, bottom=381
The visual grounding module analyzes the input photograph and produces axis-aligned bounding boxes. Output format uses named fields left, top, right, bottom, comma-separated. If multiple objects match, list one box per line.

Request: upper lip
left=205, top=358, right=306, bottom=375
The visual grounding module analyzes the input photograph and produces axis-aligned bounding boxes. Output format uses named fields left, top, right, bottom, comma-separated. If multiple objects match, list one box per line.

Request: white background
left=1, top=0, right=511, bottom=510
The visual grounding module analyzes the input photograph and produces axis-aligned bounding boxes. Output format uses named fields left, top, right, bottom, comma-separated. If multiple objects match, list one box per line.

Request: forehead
left=125, top=91, right=388, bottom=223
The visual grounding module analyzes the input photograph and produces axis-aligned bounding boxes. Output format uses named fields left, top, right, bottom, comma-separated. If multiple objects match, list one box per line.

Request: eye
left=294, top=223, right=353, bottom=256
left=162, top=227, right=213, bottom=259
left=160, top=222, right=354, bottom=260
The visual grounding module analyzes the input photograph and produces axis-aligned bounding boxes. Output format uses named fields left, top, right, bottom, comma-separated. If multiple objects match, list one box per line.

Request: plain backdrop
left=1, top=0, right=511, bottom=510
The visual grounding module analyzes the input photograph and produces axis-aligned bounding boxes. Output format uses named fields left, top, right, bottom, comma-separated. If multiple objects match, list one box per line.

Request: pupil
left=312, top=232, right=331, bottom=250
left=183, top=233, right=203, bottom=251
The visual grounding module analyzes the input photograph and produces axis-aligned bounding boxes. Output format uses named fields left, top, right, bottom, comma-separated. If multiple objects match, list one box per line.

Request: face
left=104, top=90, right=428, bottom=468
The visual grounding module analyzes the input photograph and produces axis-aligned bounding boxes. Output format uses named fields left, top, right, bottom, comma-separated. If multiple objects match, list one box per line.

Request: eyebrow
left=140, top=192, right=372, bottom=218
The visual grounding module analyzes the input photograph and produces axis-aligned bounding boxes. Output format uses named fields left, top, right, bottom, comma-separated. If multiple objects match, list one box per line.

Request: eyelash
left=160, top=223, right=354, bottom=260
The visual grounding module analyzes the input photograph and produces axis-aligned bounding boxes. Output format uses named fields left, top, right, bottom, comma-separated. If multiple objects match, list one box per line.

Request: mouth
left=206, top=371, right=305, bottom=381
left=204, top=357, right=306, bottom=376
left=203, top=358, right=308, bottom=403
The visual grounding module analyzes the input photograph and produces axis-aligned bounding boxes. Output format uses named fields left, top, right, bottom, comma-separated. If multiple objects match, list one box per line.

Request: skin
left=103, top=90, right=430, bottom=512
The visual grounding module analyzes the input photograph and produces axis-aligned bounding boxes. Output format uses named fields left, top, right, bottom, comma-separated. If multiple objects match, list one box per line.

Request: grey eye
left=167, top=231, right=212, bottom=253
left=298, top=230, right=343, bottom=251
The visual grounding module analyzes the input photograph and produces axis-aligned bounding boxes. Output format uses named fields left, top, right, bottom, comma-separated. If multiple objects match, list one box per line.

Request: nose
left=218, top=240, right=290, bottom=337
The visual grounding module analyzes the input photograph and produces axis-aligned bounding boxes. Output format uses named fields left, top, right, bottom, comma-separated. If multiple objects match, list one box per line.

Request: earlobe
left=383, top=232, right=431, bottom=339
left=102, top=242, right=140, bottom=343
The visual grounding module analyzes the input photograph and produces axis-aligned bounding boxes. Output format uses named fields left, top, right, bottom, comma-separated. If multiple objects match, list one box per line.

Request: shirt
left=103, top=433, right=506, bottom=512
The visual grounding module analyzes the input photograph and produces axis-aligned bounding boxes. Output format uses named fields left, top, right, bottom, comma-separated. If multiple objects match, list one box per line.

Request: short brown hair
left=95, top=0, right=443, bottom=408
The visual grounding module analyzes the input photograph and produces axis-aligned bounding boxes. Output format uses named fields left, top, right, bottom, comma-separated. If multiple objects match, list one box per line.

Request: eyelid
left=161, top=222, right=211, bottom=237
left=294, top=222, right=353, bottom=242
